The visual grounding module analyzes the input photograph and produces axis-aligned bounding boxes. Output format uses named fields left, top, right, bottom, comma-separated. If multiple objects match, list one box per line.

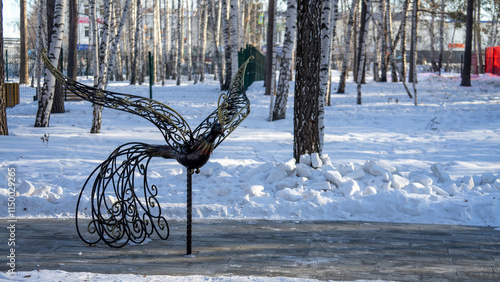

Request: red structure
left=485, top=46, right=500, bottom=75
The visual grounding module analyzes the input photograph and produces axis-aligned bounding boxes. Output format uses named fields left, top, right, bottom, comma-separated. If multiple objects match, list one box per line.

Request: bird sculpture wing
left=75, top=142, right=171, bottom=247
left=42, top=51, right=252, bottom=151
left=41, top=51, right=193, bottom=152
left=191, top=56, right=253, bottom=149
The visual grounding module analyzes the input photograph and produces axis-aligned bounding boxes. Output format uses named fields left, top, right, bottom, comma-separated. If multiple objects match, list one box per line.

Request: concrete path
left=2, top=219, right=499, bottom=281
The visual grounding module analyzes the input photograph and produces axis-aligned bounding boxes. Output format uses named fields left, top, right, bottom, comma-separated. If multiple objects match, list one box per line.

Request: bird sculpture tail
left=75, top=142, right=172, bottom=248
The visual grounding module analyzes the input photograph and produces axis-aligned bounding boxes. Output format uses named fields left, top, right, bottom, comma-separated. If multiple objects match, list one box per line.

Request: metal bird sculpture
left=42, top=51, right=252, bottom=249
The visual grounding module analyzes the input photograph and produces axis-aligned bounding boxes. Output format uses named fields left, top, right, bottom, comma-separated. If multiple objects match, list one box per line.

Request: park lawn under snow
left=1, top=71, right=500, bottom=228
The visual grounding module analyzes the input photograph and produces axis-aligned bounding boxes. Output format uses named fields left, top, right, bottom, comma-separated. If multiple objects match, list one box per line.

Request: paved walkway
left=2, top=219, right=499, bottom=280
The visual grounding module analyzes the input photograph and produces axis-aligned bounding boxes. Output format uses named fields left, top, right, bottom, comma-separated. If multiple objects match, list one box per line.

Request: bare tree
left=199, top=0, right=208, bottom=82
left=460, top=0, right=474, bottom=87
left=20, top=0, right=29, bottom=84
left=337, top=0, right=359, bottom=94
left=409, top=0, right=418, bottom=84
left=272, top=0, right=297, bottom=121
left=264, top=0, right=275, bottom=96
left=356, top=0, right=370, bottom=105
left=222, top=0, right=232, bottom=90
left=67, top=0, right=78, bottom=80
left=399, top=0, right=410, bottom=82
left=319, top=0, right=332, bottom=152
left=176, top=0, right=183, bottom=85
left=0, top=0, right=8, bottom=135
left=294, top=0, right=322, bottom=160
left=34, top=0, right=65, bottom=127
left=230, top=0, right=239, bottom=77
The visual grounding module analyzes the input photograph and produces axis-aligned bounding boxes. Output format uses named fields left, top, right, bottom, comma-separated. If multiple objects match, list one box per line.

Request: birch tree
left=356, top=0, right=370, bottom=105
left=230, top=0, right=240, bottom=77
left=222, top=0, right=232, bottom=90
left=106, top=0, right=131, bottom=85
left=200, top=0, right=208, bottom=82
left=326, top=0, right=339, bottom=105
left=209, top=0, right=223, bottom=84
left=318, top=0, right=332, bottom=152
left=129, top=0, right=138, bottom=84
left=34, top=0, right=65, bottom=127
left=410, top=0, right=418, bottom=103
left=337, top=0, right=359, bottom=93
left=409, top=0, right=418, bottom=84
left=399, top=0, right=410, bottom=82
left=91, top=0, right=113, bottom=133
left=271, top=0, right=297, bottom=121
left=379, top=0, right=387, bottom=82
left=20, top=0, right=29, bottom=84
left=386, top=0, right=398, bottom=82
left=438, top=0, right=444, bottom=75
left=35, top=0, right=46, bottom=100
left=176, top=0, right=183, bottom=85
left=162, top=0, right=169, bottom=85
left=294, top=0, right=322, bottom=160
left=187, top=0, right=193, bottom=81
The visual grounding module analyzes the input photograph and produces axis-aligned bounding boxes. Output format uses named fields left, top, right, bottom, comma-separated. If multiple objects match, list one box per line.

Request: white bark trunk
left=187, top=0, right=193, bottom=81
left=337, top=0, right=359, bottom=93
left=200, top=0, right=208, bottom=82
left=107, top=0, right=131, bottom=86
left=230, top=0, right=239, bottom=77
left=356, top=0, right=370, bottom=105
left=176, top=0, right=182, bottom=85
left=34, top=0, right=65, bottom=127
left=222, top=0, right=232, bottom=89
left=272, top=0, right=296, bottom=121
left=318, top=0, right=332, bottom=153
left=327, top=0, right=339, bottom=104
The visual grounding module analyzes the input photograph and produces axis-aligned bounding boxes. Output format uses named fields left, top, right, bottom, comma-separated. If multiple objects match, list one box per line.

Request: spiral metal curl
left=75, top=143, right=171, bottom=248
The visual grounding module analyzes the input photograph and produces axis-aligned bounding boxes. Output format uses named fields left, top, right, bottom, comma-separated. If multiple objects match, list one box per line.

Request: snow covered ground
left=1, top=71, right=500, bottom=280
left=1, top=72, right=500, bottom=227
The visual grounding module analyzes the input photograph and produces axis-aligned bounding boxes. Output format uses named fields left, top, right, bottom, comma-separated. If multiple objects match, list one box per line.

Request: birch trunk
left=222, top=0, right=232, bottom=90
left=475, top=2, right=483, bottom=73
left=356, top=0, right=369, bottom=105
left=327, top=0, right=339, bottom=105
left=91, top=0, right=113, bottom=134
left=272, top=0, right=296, bottom=121
left=176, top=0, right=182, bottom=85
left=411, top=0, right=418, bottom=103
left=438, top=0, right=444, bottom=75
left=379, top=0, right=387, bottom=82
left=187, top=0, right=193, bottom=81
left=129, top=0, right=138, bottom=84
left=35, top=0, right=45, bottom=101
left=162, top=0, right=169, bottom=85
left=318, top=0, right=332, bottom=152
left=371, top=14, right=380, bottom=83
left=230, top=0, right=239, bottom=77
left=200, top=0, right=208, bottom=82
left=337, top=0, right=359, bottom=94
left=34, top=0, right=65, bottom=127
left=399, top=0, right=410, bottom=82
left=409, top=0, right=417, bottom=84
left=209, top=0, right=222, bottom=84
left=106, top=0, right=130, bottom=85
left=387, top=0, right=398, bottom=82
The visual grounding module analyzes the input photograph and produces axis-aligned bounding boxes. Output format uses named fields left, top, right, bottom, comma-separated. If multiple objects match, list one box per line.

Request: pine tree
left=294, top=0, right=322, bottom=161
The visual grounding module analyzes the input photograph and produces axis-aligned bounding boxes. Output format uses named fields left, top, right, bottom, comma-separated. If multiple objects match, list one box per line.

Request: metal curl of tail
left=75, top=143, right=172, bottom=248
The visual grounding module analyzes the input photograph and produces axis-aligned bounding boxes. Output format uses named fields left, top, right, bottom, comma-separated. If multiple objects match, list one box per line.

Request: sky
left=3, top=0, right=20, bottom=38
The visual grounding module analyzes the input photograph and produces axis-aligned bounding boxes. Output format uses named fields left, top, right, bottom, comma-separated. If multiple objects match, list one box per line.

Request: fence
left=485, top=46, right=500, bottom=76
left=238, top=45, right=265, bottom=90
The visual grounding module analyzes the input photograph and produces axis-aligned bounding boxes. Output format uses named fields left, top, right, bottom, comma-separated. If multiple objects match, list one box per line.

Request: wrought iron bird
left=42, top=51, right=252, bottom=248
